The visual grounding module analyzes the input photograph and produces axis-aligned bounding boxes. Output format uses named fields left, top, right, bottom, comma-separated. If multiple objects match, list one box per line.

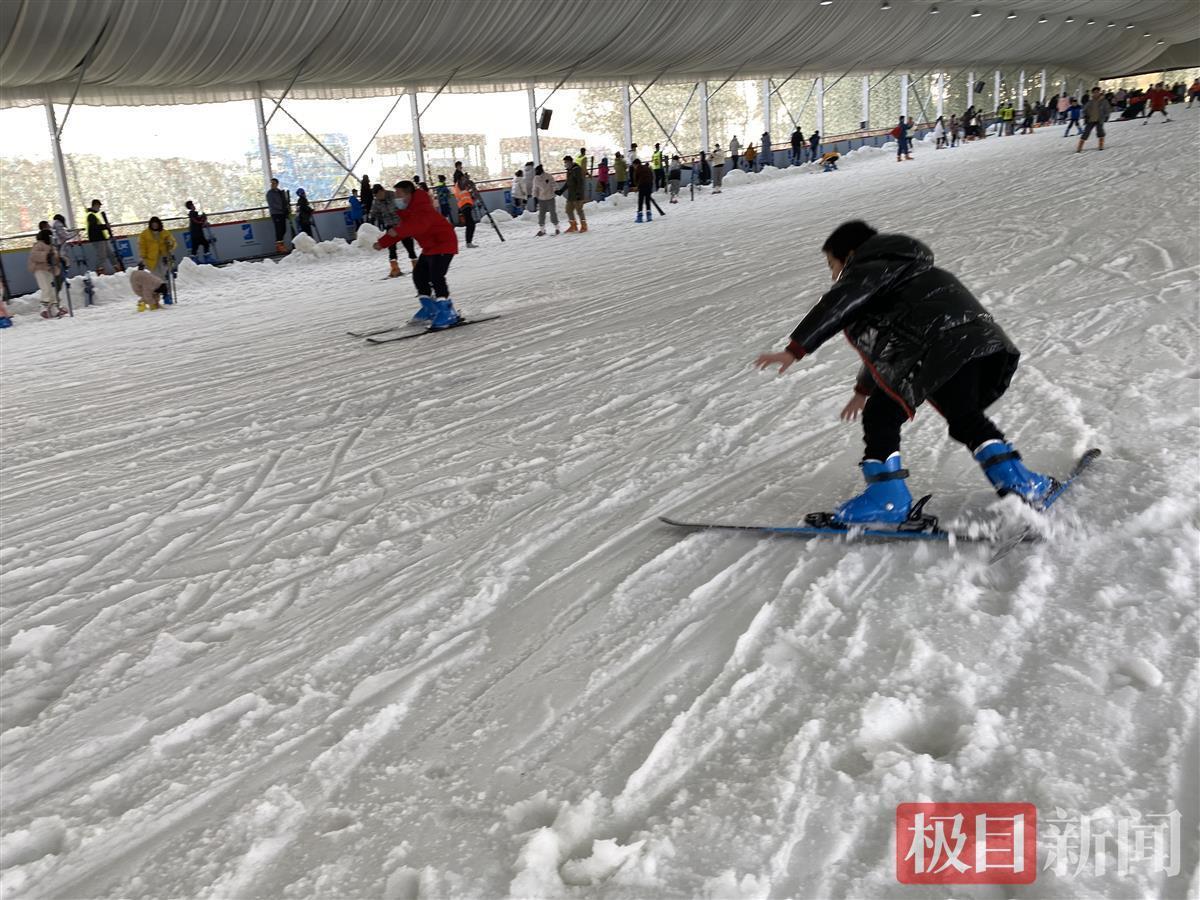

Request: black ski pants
left=460, top=205, right=476, bottom=244
left=637, top=184, right=653, bottom=212
left=413, top=253, right=453, bottom=298
left=271, top=214, right=288, bottom=242
left=861, top=356, right=1005, bottom=461
left=387, top=237, right=416, bottom=261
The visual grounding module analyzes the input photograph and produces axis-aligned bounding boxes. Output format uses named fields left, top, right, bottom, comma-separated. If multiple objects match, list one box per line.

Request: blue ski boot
left=974, top=440, right=1056, bottom=507
left=646, top=209, right=653, bottom=222
left=833, top=453, right=913, bottom=525
left=0, top=317, right=12, bottom=328
left=408, top=295, right=436, bottom=324
left=430, top=298, right=460, bottom=330
left=635, top=211, right=644, bottom=223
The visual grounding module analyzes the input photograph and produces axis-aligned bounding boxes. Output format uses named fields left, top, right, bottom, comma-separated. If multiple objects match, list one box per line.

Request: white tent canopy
left=2, top=0, right=1198, bottom=109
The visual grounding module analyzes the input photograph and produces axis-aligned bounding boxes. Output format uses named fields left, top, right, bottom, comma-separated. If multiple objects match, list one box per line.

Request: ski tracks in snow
left=1, top=116, right=1198, bottom=897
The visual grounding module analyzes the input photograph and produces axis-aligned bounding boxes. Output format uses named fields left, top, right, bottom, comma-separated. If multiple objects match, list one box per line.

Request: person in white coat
left=728, top=135, right=741, bottom=171
left=933, top=116, right=947, bottom=149
left=529, top=165, right=560, bottom=236
left=523, top=161, right=536, bottom=213
left=711, top=143, right=726, bottom=193
left=510, top=170, right=528, bottom=216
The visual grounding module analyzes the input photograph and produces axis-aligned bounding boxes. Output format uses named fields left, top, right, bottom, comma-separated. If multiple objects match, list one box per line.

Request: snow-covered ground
left=2, top=117, right=1198, bottom=899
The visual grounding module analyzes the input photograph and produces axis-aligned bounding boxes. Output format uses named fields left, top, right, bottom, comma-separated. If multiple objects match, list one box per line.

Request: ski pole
left=471, top=185, right=506, bottom=242
left=101, top=211, right=126, bottom=271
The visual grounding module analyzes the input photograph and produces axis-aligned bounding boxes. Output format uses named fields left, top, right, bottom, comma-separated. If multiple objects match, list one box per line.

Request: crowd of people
left=6, top=75, right=1194, bottom=329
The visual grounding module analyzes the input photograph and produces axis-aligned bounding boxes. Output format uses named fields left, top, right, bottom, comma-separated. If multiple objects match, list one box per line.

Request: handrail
left=3, top=120, right=952, bottom=248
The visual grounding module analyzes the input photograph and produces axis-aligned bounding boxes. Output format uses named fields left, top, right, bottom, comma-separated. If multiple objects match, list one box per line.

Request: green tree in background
left=575, top=82, right=750, bottom=156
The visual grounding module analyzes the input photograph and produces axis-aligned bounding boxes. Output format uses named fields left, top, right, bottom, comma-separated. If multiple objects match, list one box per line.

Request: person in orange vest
left=452, top=173, right=478, bottom=248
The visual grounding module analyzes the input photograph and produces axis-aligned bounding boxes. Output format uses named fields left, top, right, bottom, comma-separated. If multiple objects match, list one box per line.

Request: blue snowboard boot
left=635, top=211, right=644, bottom=223
left=408, top=295, right=436, bottom=324
left=833, top=453, right=913, bottom=525
left=646, top=209, right=653, bottom=222
left=974, top=440, right=1056, bottom=506
left=430, top=298, right=460, bottom=330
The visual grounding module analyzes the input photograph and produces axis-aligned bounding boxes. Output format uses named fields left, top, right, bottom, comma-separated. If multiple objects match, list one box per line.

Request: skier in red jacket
left=374, top=181, right=461, bottom=328
left=1144, top=82, right=1172, bottom=123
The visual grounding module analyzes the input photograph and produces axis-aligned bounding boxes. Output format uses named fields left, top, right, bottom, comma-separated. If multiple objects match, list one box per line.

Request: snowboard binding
left=804, top=494, right=938, bottom=533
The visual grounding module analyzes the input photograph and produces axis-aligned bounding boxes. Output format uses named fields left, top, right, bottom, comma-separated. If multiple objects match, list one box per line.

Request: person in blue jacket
left=896, top=117, right=912, bottom=161
left=347, top=193, right=364, bottom=233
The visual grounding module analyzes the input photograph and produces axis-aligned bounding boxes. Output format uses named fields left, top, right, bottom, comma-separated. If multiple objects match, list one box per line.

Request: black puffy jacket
left=789, top=233, right=1019, bottom=417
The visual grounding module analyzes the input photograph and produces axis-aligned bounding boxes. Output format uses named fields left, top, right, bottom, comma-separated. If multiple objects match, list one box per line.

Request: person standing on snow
left=754, top=220, right=1056, bottom=525
left=295, top=189, right=315, bottom=237
left=808, top=130, right=822, bottom=163
left=372, top=180, right=461, bottom=330
left=651, top=143, right=665, bottom=191
left=728, top=135, right=741, bottom=172
left=613, top=152, right=628, bottom=195
left=359, top=175, right=374, bottom=218
left=266, top=179, right=290, bottom=253
left=184, top=201, right=213, bottom=261
left=530, top=165, right=560, bottom=236
left=84, top=199, right=117, bottom=275
left=510, top=169, right=528, bottom=216
left=710, top=143, right=725, bottom=193
left=453, top=174, right=480, bottom=247
left=760, top=131, right=772, bottom=168
left=372, top=184, right=417, bottom=276
left=790, top=127, right=804, bottom=165
left=28, top=230, right=66, bottom=318
left=631, top=157, right=654, bottom=222
left=894, top=116, right=912, bottom=161
left=137, top=216, right=177, bottom=279
left=1064, top=98, right=1083, bottom=136
left=560, top=156, right=587, bottom=233
left=1077, top=86, right=1112, bottom=152
left=1144, top=82, right=1172, bottom=123
left=523, top=161, right=537, bottom=211
left=596, top=156, right=610, bottom=199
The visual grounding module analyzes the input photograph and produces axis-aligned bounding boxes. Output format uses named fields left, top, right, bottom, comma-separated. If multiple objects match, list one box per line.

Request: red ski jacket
left=377, top=189, right=458, bottom=256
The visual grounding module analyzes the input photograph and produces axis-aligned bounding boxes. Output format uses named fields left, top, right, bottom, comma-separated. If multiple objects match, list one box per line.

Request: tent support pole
left=621, top=85, right=633, bottom=154
left=699, top=80, right=710, bottom=153
left=815, top=76, right=824, bottom=134
left=44, top=100, right=76, bottom=229
left=528, top=86, right=541, bottom=166
left=410, top=92, right=426, bottom=182
left=254, top=87, right=273, bottom=188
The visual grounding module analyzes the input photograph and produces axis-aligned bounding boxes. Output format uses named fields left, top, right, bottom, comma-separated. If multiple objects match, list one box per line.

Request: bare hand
left=755, top=351, right=797, bottom=374
left=372, top=241, right=382, bottom=251
left=840, top=392, right=868, bottom=421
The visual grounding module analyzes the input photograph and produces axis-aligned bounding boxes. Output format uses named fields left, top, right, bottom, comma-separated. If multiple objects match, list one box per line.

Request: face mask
left=394, top=197, right=408, bottom=210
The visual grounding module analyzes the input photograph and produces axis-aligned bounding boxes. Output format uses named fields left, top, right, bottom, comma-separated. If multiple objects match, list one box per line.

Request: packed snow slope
left=2, top=118, right=1198, bottom=900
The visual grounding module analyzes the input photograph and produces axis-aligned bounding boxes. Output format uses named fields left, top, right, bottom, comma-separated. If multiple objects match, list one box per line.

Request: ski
left=347, top=323, right=416, bottom=338
left=988, top=448, right=1102, bottom=562
left=366, top=315, right=502, bottom=343
left=659, top=514, right=1006, bottom=545
left=662, top=449, right=1101, bottom=556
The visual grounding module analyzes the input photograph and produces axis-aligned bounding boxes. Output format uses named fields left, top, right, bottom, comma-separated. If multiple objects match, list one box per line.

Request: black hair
left=36, top=229, right=52, bottom=243
left=372, top=183, right=384, bottom=193
left=148, top=216, right=163, bottom=229
left=535, top=164, right=544, bottom=175
left=394, top=180, right=416, bottom=194
left=53, top=214, right=66, bottom=223
left=822, top=220, right=878, bottom=262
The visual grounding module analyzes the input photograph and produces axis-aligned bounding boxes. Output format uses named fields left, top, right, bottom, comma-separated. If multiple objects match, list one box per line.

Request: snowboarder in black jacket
left=755, top=220, right=1055, bottom=525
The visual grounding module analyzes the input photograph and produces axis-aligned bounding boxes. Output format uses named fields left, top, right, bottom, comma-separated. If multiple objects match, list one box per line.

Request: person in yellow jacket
left=137, top=217, right=177, bottom=278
